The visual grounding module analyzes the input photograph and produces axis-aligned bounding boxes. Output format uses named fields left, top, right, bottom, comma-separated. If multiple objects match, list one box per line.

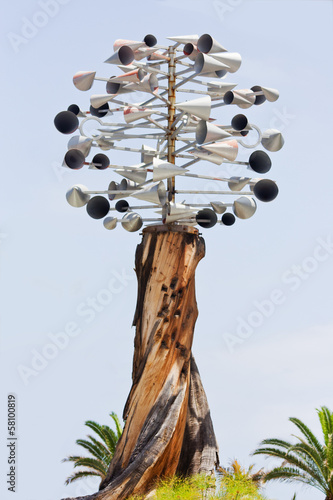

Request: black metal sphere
left=92, top=154, right=109, bottom=170
left=115, top=200, right=129, bottom=213
left=249, top=151, right=272, bottom=174
left=231, top=114, right=248, bottom=131
left=86, top=196, right=110, bottom=219
left=251, top=85, right=266, bottom=105
left=54, top=111, right=79, bottom=134
left=183, top=43, right=194, bottom=56
left=67, top=104, right=80, bottom=115
left=221, top=213, right=236, bottom=226
left=90, top=103, right=109, bottom=118
left=64, top=149, right=85, bottom=169
left=253, top=179, right=279, bottom=202
left=196, top=209, right=217, bottom=228
left=144, top=34, right=157, bottom=47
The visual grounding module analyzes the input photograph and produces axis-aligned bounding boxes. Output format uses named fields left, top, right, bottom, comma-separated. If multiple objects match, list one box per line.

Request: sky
left=1, top=1, right=333, bottom=499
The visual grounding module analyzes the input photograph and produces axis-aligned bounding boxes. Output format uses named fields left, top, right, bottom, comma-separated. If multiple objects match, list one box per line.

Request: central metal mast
left=167, top=46, right=176, bottom=202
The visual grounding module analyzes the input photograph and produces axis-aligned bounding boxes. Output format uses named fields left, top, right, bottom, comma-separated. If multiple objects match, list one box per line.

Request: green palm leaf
left=75, top=439, right=106, bottom=461
left=63, top=412, right=123, bottom=487
left=110, top=412, right=123, bottom=440
left=84, top=420, right=108, bottom=445
left=290, top=417, right=325, bottom=458
left=64, top=470, right=102, bottom=485
left=253, top=407, right=333, bottom=498
left=73, top=457, right=108, bottom=476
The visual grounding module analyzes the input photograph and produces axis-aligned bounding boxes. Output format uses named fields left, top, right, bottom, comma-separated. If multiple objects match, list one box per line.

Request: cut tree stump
left=62, top=225, right=219, bottom=500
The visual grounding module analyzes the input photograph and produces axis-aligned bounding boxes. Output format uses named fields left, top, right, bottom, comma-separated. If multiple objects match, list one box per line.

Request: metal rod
left=140, top=89, right=169, bottom=106
left=176, top=190, right=253, bottom=195
left=173, top=73, right=196, bottom=90
left=173, top=141, right=197, bottom=155
left=167, top=46, right=176, bottom=202
left=171, top=111, right=185, bottom=129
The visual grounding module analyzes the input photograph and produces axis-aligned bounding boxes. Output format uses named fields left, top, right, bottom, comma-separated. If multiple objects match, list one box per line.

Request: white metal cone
left=228, top=176, right=251, bottom=191
left=261, top=86, right=280, bottom=102
left=113, top=39, right=145, bottom=51
left=225, top=90, right=256, bottom=108
left=261, top=129, right=285, bottom=152
left=197, top=34, right=227, bottom=54
left=108, top=69, right=145, bottom=83
left=132, top=181, right=167, bottom=205
left=90, top=94, right=114, bottom=108
left=196, top=121, right=232, bottom=144
left=233, top=196, right=257, bottom=219
left=103, top=217, right=117, bottom=230
left=152, top=158, right=187, bottom=181
left=66, top=185, right=90, bottom=207
left=133, top=47, right=159, bottom=61
left=194, top=53, right=229, bottom=74
left=115, top=166, right=147, bottom=184
left=167, top=34, right=199, bottom=45
left=104, top=46, right=134, bottom=66
left=67, top=136, right=93, bottom=157
left=210, top=52, right=242, bottom=73
left=175, top=95, right=211, bottom=121
left=121, top=212, right=143, bottom=232
left=125, top=74, right=159, bottom=93
left=155, top=202, right=196, bottom=223
left=124, top=106, right=154, bottom=124
left=73, top=71, right=96, bottom=91
left=210, top=201, right=227, bottom=214
left=190, top=149, right=224, bottom=165
left=202, top=139, right=239, bottom=160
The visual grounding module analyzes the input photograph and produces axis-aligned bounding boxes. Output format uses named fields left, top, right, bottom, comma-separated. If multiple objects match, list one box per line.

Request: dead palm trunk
left=62, top=225, right=219, bottom=500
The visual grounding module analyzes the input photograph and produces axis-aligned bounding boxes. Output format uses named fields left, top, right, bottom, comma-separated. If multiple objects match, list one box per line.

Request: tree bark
left=62, top=225, right=219, bottom=500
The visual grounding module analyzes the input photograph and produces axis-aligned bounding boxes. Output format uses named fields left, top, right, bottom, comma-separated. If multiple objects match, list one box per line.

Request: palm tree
left=63, top=412, right=123, bottom=485
left=253, top=406, right=333, bottom=500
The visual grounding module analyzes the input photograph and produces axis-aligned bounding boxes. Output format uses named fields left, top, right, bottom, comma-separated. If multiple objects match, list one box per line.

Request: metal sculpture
left=54, top=33, right=284, bottom=232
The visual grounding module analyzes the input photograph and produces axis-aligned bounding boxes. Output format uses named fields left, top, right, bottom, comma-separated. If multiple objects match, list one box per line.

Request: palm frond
left=75, top=439, right=106, bottom=461
left=290, top=417, right=325, bottom=458
left=84, top=421, right=108, bottom=445
left=317, top=407, right=333, bottom=446
left=101, top=425, right=118, bottom=454
left=253, top=446, right=322, bottom=480
left=264, top=466, right=318, bottom=488
left=110, top=412, right=123, bottom=440
left=73, top=457, right=108, bottom=476
left=62, top=455, right=83, bottom=463
left=87, top=435, right=111, bottom=458
left=289, top=441, right=326, bottom=477
left=64, top=470, right=102, bottom=485
left=256, top=438, right=294, bottom=450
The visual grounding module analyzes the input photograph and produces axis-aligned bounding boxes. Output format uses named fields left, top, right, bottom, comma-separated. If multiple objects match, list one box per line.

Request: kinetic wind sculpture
left=57, top=34, right=284, bottom=500
left=55, top=33, right=283, bottom=232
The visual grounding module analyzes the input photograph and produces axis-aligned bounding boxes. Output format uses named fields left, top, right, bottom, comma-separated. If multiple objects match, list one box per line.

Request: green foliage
left=63, top=412, right=123, bottom=485
left=217, top=461, right=267, bottom=500
left=127, top=471, right=268, bottom=500
left=253, top=406, right=333, bottom=499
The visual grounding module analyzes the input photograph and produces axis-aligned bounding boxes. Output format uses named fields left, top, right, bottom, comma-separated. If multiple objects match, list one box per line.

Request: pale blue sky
left=1, top=1, right=333, bottom=499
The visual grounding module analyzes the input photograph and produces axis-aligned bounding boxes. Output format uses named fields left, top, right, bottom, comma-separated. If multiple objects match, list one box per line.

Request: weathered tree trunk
left=62, top=225, right=219, bottom=500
